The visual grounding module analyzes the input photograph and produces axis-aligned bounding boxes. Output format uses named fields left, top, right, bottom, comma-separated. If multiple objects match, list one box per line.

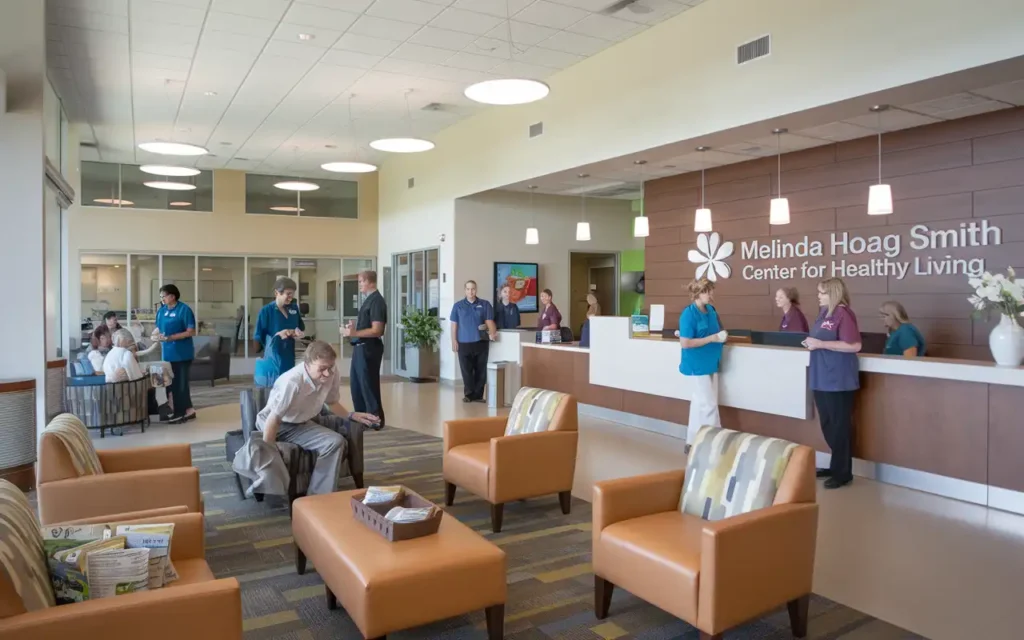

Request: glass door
left=390, top=248, right=439, bottom=377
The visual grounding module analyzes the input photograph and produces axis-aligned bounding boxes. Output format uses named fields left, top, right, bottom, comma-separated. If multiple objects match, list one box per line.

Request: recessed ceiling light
left=321, top=161, right=377, bottom=173
left=140, top=165, right=201, bottom=177
left=169, top=201, right=192, bottom=206
left=144, top=181, right=197, bottom=191
left=464, top=79, right=549, bottom=106
left=298, top=33, right=315, bottom=41
left=270, top=206, right=306, bottom=212
left=274, top=181, right=320, bottom=191
left=369, top=138, right=435, bottom=153
left=93, top=198, right=134, bottom=206
left=220, top=141, right=232, bottom=146
left=204, top=91, right=218, bottom=97
left=138, top=141, right=209, bottom=156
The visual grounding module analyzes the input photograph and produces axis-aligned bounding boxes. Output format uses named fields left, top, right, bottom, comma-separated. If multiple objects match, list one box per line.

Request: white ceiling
left=504, top=80, right=1024, bottom=199
left=46, top=0, right=707, bottom=174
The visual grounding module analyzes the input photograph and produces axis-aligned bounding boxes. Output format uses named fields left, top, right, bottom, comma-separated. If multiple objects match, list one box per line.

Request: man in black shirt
left=342, top=270, right=387, bottom=429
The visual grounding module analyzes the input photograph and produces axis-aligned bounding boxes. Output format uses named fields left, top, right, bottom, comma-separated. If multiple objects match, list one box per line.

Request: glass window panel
left=44, top=80, right=60, bottom=166
left=197, top=256, right=246, bottom=357
left=130, top=254, right=160, bottom=339
left=44, top=189, right=62, bottom=358
left=426, top=249, right=439, bottom=317
left=161, top=256, right=197, bottom=316
left=411, top=251, right=425, bottom=312
left=292, top=258, right=342, bottom=360
left=248, top=257, right=289, bottom=357
left=79, top=253, right=127, bottom=356
left=81, top=161, right=122, bottom=207
left=120, top=164, right=213, bottom=211
left=245, top=173, right=358, bottom=218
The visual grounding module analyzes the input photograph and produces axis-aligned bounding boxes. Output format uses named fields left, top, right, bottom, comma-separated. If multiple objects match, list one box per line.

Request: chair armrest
left=698, top=503, right=819, bottom=634
left=346, top=418, right=364, bottom=475
left=47, top=512, right=205, bottom=561
left=38, top=467, right=202, bottom=525
left=489, top=431, right=578, bottom=503
left=0, top=578, right=242, bottom=640
left=58, top=505, right=189, bottom=525
left=592, top=470, right=685, bottom=535
left=443, top=417, right=507, bottom=453
left=97, top=443, right=193, bottom=472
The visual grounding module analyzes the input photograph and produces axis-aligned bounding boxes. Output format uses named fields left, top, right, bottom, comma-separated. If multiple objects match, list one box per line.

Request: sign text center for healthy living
left=739, top=220, right=1002, bottom=281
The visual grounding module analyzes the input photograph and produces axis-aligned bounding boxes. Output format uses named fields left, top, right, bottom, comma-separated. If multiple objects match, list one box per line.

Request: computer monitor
left=860, top=332, right=887, bottom=354
left=752, top=331, right=810, bottom=349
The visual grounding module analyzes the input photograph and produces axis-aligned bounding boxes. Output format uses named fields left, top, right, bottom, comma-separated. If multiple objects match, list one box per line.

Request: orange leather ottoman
left=291, top=490, right=507, bottom=640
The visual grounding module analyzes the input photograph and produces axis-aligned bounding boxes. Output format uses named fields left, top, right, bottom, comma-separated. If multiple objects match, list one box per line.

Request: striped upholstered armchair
left=443, top=387, right=579, bottom=533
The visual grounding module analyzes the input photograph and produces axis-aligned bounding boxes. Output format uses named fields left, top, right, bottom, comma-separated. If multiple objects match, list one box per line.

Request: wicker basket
left=350, top=488, right=443, bottom=542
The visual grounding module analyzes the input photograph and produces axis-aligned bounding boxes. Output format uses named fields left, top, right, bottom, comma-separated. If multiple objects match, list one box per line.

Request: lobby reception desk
left=522, top=316, right=1024, bottom=515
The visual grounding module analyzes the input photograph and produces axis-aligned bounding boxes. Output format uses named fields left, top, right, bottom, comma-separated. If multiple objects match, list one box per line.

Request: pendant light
left=633, top=160, right=650, bottom=238
left=769, top=128, right=790, bottom=225
left=137, top=141, right=208, bottom=156
left=694, top=146, right=713, bottom=232
left=525, top=185, right=539, bottom=245
left=867, top=105, right=893, bottom=216
left=576, top=173, right=591, bottom=242
left=370, top=90, right=434, bottom=153
left=464, top=1, right=549, bottom=105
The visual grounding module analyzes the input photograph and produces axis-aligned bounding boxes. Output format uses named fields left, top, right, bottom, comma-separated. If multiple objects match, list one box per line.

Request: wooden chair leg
left=326, top=584, right=338, bottom=610
left=490, top=503, right=504, bottom=533
left=444, top=482, right=456, bottom=506
left=295, top=545, right=306, bottom=575
left=558, top=490, right=571, bottom=514
left=485, top=603, right=504, bottom=640
left=788, top=594, right=810, bottom=638
left=594, top=576, right=614, bottom=619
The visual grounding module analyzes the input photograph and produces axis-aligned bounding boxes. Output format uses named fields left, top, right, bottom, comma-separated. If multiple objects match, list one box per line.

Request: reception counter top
left=521, top=317, right=1024, bottom=515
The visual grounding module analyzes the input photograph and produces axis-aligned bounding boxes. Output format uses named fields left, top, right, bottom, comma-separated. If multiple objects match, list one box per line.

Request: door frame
left=389, top=246, right=440, bottom=377
left=568, top=251, right=620, bottom=335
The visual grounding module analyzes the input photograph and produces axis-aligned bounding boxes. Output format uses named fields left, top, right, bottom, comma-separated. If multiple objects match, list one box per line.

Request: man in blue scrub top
left=450, top=280, right=497, bottom=403
left=254, top=277, right=305, bottom=372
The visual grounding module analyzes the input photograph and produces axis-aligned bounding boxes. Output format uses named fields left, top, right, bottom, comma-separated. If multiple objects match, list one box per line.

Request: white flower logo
left=688, top=232, right=734, bottom=281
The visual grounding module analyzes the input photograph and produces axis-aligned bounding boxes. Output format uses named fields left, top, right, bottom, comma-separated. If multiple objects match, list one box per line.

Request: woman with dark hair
left=87, top=325, right=112, bottom=371
left=103, top=311, right=122, bottom=332
left=537, top=289, right=562, bottom=330
left=775, top=287, right=809, bottom=333
left=678, top=278, right=728, bottom=447
left=155, top=283, right=197, bottom=424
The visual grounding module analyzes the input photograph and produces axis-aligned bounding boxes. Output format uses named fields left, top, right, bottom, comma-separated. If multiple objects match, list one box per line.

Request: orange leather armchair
left=37, top=432, right=202, bottom=525
left=0, top=512, right=242, bottom=640
left=592, top=429, right=818, bottom=640
left=443, top=388, right=579, bottom=532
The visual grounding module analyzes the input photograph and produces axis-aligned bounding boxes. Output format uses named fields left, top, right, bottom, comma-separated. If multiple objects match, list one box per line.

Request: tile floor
left=93, top=379, right=1024, bottom=640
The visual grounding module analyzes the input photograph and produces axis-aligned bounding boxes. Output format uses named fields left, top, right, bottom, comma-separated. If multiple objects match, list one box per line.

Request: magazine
left=116, top=523, right=178, bottom=587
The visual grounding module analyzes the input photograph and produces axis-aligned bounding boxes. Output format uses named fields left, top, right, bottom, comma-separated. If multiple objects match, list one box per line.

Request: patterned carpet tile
left=192, top=428, right=924, bottom=640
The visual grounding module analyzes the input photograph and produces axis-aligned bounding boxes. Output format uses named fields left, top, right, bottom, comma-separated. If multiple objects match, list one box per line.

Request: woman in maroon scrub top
left=537, top=289, right=562, bottom=330
left=804, top=277, right=862, bottom=489
left=775, top=287, right=809, bottom=333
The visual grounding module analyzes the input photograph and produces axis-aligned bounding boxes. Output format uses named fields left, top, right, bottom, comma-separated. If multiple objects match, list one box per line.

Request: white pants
left=686, top=374, right=720, bottom=444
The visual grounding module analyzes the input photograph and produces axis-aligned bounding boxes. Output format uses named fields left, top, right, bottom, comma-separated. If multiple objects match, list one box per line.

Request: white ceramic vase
left=989, top=314, right=1024, bottom=367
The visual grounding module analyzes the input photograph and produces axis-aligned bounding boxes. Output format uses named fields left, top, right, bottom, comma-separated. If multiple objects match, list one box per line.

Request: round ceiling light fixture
left=321, top=161, right=378, bottom=173
left=140, top=165, right=201, bottom=177
left=464, top=78, right=550, bottom=105
left=369, top=138, right=435, bottom=153
left=137, top=141, right=209, bottom=156
left=144, top=181, right=197, bottom=191
left=93, top=198, right=134, bottom=206
left=169, top=201, right=192, bottom=206
left=274, top=181, right=320, bottom=191
left=270, top=206, right=306, bottom=212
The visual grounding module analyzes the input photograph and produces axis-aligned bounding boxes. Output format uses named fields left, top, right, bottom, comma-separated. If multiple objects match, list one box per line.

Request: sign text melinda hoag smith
left=738, top=220, right=1002, bottom=281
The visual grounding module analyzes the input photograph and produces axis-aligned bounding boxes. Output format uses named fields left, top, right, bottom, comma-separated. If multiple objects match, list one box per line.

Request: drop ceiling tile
left=53, top=8, right=130, bottom=32
left=971, top=80, right=1024, bottom=106
left=614, top=0, right=691, bottom=25
left=211, top=0, right=289, bottom=20
left=130, top=1, right=208, bottom=27
left=130, top=24, right=202, bottom=58
left=132, top=51, right=193, bottom=72
left=903, top=92, right=1001, bottom=117
left=349, top=15, right=423, bottom=40
left=205, top=11, right=279, bottom=37
left=273, top=22, right=345, bottom=47
left=924, top=101, right=1009, bottom=120
left=487, top=59, right=553, bottom=79
left=843, top=109, right=940, bottom=132
left=391, top=42, right=457, bottom=64
left=322, top=48, right=384, bottom=69
left=567, top=13, right=644, bottom=39
left=54, top=0, right=129, bottom=15
left=547, top=0, right=608, bottom=10
left=297, top=0, right=376, bottom=11
left=482, top=19, right=557, bottom=45
left=513, top=1, right=587, bottom=30
left=264, top=39, right=331, bottom=62
left=408, top=26, right=480, bottom=50
left=513, top=46, right=582, bottom=69
left=282, top=3, right=361, bottom=30
left=429, top=8, right=503, bottom=34
left=151, top=0, right=210, bottom=7
left=334, top=32, right=402, bottom=56
left=366, top=0, right=446, bottom=25
left=451, top=0, right=532, bottom=18
left=795, top=121, right=876, bottom=142
left=443, top=50, right=503, bottom=71
left=197, top=29, right=268, bottom=55
left=464, top=37, right=513, bottom=59
left=538, top=30, right=611, bottom=56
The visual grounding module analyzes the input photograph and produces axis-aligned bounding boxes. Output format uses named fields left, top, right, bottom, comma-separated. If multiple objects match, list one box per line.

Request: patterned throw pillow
left=680, top=425, right=797, bottom=521
left=0, top=480, right=55, bottom=614
left=504, top=388, right=567, bottom=436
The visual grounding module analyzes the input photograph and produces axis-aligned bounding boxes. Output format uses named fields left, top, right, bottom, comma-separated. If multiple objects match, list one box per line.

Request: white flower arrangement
left=968, top=267, right=1024, bottom=321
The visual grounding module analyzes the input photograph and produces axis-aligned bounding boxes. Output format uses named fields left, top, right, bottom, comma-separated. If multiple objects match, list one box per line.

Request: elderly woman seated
left=103, top=329, right=145, bottom=382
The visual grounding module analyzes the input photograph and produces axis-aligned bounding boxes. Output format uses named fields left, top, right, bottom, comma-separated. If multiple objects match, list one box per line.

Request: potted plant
left=968, top=267, right=1024, bottom=366
left=400, top=307, right=442, bottom=382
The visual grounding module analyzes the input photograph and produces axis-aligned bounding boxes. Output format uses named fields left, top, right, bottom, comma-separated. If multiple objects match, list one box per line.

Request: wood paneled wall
left=644, top=108, right=1024, bottom=361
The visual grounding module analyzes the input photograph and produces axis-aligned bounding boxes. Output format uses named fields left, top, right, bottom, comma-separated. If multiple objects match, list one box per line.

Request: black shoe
left=816, top=468, right=832, bottom=478
left=168, top=415, right=187, bottom=425
left=824, top=477, right=852, bottom=489
left=185, top=412, right=197, bottom=422
left=462, top=396, right=472, bottom=403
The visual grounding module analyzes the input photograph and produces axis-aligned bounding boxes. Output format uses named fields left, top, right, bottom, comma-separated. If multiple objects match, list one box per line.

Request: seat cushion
left=171, top=558, right=216, bottom=586
left=504, top=387, right=567, bottom=436
left=595, top=511, right=702, bottom=624
left=443, top=442, right=490, bottom=499
left=681, top=426, right=797, bottom=521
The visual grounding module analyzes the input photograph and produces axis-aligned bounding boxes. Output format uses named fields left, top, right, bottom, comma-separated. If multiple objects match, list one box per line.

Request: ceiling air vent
left=737, top=34, right=770, bottom=65
left=80, top=141, right=98, bottom=149
left=529, top=122, right=543, bottom=138
left=421, top=102, right=446, bottom=111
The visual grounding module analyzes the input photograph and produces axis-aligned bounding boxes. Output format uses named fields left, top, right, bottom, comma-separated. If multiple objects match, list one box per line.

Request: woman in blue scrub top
left=678, top=278, right=728, bottom=448
left=154, top=284, right=197, bottom=424
left=253, top=276, right=305, bottom=372
left=880, top=301, right=926, bottom=357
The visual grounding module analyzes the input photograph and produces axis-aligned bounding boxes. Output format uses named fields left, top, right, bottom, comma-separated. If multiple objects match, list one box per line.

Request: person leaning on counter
left=537, top=289, right=562, bottom=330
left=678, top=277, right=728, bottom=448
left=880, top=301, right=927, bottom=357
left=776, top=287, right=809, bottom=333
left=804, top=277, right=861, bottom=489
